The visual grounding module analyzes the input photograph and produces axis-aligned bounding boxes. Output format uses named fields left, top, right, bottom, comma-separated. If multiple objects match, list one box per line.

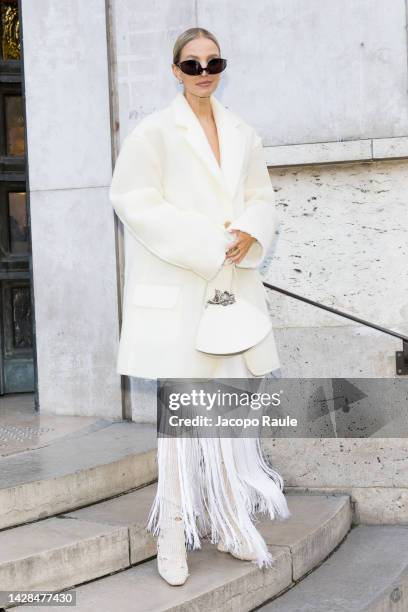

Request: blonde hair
left=172, top=27, right=221, bottom=65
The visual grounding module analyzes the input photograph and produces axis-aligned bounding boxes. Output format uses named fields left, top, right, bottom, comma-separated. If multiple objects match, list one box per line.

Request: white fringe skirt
left=145, top=353, right=292, bottom=568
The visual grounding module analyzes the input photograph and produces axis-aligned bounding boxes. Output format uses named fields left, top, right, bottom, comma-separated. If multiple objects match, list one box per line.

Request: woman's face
left=173, top=37, right=222, bottom=98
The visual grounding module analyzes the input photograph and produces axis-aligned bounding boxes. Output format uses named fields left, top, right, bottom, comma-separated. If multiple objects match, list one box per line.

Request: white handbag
left=195, top=262, right=272, bottom=355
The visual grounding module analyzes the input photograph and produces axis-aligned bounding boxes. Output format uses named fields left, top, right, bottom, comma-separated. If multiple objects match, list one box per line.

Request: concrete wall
left=110, top=0, right=196, bottom=146
left=263, top=436, right=408, bottom=524
left=199, top=0, right=408, bottom=145
left=112, top=0, right=408, bottom=146
left=267, top=157, right=408, bottom=378
left=263, top=156, right=408, bottom=523
left=22, top=0, right=122, bottom=417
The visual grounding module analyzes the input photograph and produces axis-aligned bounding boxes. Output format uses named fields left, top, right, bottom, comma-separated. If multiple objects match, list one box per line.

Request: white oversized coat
left=109, top=91, right=280, bottom=378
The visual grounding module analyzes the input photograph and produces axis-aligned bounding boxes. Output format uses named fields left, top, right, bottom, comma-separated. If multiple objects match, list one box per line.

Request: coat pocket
left=132, top=283, right=181, bottom=308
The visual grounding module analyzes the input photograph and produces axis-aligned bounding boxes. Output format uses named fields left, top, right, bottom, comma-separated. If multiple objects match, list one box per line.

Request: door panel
left=0, top=0, right=33, bottom=395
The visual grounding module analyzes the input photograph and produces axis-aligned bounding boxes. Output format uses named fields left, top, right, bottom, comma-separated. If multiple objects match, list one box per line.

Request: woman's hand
left=223, top=221, right=257, bottom=264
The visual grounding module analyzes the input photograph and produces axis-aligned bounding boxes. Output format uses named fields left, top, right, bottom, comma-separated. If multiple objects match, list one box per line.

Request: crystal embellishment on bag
left=205, top=289, right=236, bottom=307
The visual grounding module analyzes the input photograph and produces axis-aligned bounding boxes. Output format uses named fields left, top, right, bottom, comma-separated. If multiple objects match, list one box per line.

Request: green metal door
left=0, top=0, right=33, bottom=395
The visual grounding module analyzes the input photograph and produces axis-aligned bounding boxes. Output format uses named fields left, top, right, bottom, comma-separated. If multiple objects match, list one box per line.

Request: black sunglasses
left=176, top=57, right=227, bottom=76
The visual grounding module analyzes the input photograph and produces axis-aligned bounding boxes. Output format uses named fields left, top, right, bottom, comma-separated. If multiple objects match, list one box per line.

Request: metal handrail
left=262, top=280, right=408, bottom=375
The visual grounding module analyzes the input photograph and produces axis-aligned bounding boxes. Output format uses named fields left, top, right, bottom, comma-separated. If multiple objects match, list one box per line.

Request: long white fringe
left=146, top=435, right=292, bottom=569
left=146, top=351, right=291, bottom=569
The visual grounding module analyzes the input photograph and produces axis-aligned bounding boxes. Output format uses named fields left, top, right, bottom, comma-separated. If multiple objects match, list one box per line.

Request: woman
left=109, top=27, right=291, bottom=586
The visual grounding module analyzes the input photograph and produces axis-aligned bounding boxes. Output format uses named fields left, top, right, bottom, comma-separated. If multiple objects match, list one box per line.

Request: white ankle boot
left=217, top=535, right=258, bottom=561
left=157, top=513, right=189, bottom=586
left=216, top=460, right=258, bottom=561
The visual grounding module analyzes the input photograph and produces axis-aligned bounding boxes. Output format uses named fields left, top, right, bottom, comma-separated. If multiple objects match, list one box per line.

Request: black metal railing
left=262, top=281, right=408, bottom=375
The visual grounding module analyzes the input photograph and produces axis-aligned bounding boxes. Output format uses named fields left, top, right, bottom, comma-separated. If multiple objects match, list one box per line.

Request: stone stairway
left=257, top=524, right=408, bottom=611
left=2, top=489, right=352, bottom=611
left=0, top=418, right=352, bottom=611
left=0, top=420, right=157, bottom=530
left=3, top=419, right=401, bottom=611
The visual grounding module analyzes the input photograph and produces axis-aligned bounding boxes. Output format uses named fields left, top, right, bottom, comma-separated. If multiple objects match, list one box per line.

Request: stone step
left=257, top=524, right=408, bottom=611
left=0, top=483, right=157, bottom=608
left=0, top=421, right=157, bottom=530
left=8, top=493, right=351, bottom=611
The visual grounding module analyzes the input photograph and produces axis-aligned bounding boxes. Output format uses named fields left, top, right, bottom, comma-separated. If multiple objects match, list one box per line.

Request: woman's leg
left=148, top=436, right=189, bottom=585
left=211, top=355, right=291, bottom=566
left=131, top=376, right=188, bottom=586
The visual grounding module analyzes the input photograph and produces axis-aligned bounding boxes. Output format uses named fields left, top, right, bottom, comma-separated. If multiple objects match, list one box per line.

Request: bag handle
left=224, top=260, right=237, bottom=294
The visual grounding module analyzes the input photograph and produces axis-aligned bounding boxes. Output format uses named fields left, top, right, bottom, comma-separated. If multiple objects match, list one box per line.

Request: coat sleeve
left=227, top=130, right=277, bottom=268
left=109, top=132, right=229, bottom=281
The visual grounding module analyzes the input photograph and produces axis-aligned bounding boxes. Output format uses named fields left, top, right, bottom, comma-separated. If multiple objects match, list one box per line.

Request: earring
left=179, top=80, right=183, bottom=84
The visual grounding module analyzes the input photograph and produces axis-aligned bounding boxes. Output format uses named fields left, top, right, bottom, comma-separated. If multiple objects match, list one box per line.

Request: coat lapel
left=170, top=91, right=247, bottom=200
